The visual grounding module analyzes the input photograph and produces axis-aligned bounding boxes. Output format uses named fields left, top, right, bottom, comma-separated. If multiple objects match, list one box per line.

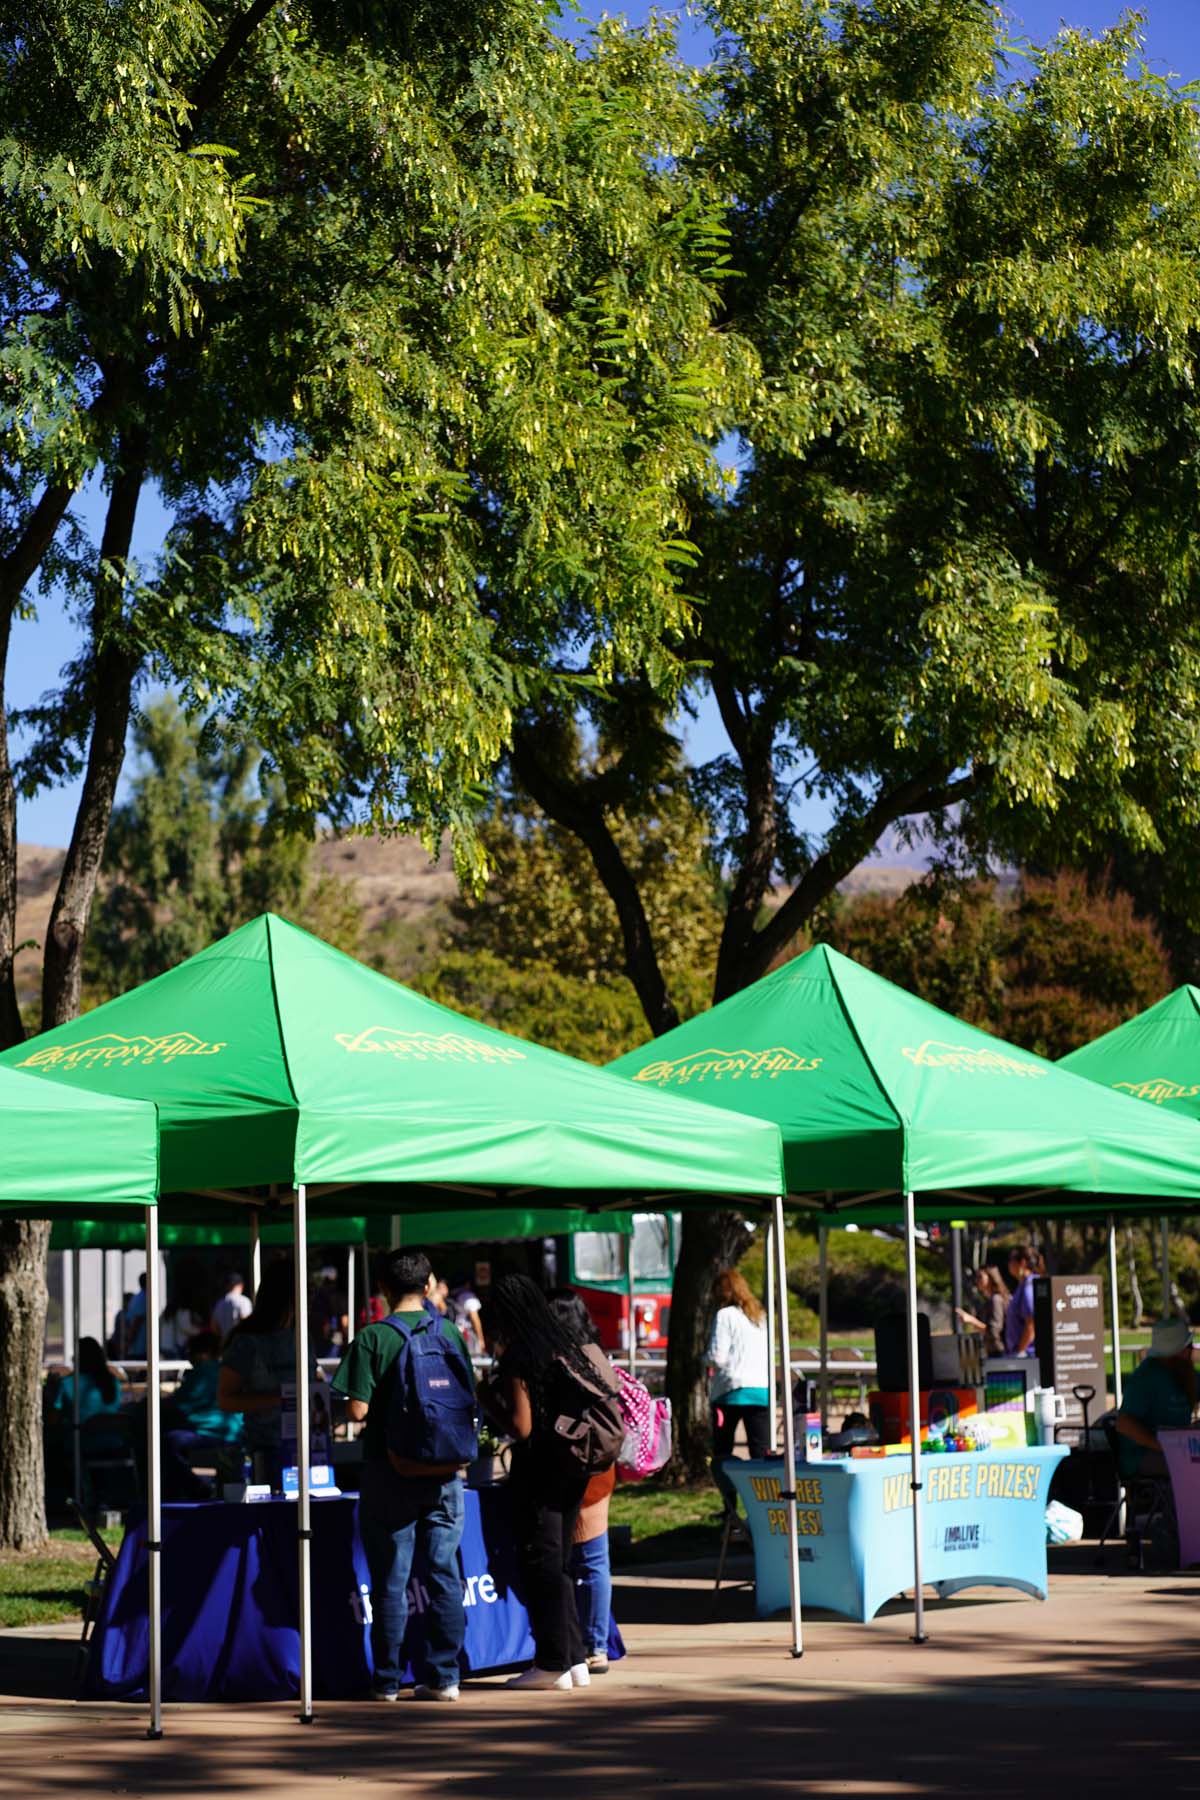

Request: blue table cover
left=86, top=1488, right=623, bottom=1701
left=725, top=1447, right=1067, bottom=1622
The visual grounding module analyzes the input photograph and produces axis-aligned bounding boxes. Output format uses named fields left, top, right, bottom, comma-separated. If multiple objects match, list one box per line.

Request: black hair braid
left=489, top=1274, right=596, bottom=1418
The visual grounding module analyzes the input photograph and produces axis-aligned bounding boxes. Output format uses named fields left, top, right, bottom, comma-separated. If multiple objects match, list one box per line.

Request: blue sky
left=14, top=1, right=1200, bottom=847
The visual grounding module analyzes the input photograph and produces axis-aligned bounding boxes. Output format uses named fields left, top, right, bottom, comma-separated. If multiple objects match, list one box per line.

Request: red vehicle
left=561, top=1214, right=680, bottom=1358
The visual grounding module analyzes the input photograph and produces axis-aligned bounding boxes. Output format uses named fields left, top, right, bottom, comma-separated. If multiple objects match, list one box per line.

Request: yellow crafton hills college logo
left=632, top=1046, right=823, bottom=1087
left=17, top=1031, right=226, bottom=1072
left=1113, top=1076, right=1200, bottom=1105
left=335, top=1026, right=526, bottom=1065
left=901, top=1040, right=1047, bottom=1078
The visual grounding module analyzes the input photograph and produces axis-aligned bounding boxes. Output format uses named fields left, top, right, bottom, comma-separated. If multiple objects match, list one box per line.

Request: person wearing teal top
left=164, top=1330, right=244, bottom=1499
left=55, top=1338, right=126, bottom=1455
left=1115, top=1318, right=1195, bottom=1479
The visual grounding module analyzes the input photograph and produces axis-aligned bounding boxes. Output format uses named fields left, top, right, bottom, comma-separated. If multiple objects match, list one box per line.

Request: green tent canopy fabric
left=1059, top=986, right=1200, bottom=1119
left=49, top=1205, right=633, bottom=1252
left=3, top=914, right=782, bottom=1205
left=609, top=943, right=1200, bottom=1205
left=0, top=1067, right=157, bottom=1212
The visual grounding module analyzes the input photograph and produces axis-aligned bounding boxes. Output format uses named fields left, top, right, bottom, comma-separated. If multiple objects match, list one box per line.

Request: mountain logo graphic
left=632, top=1047, right=822, bottom=1086
left=1113, top=1076, right=1200, bottom=1104
left=18, top=1032, right=226, bottom=1071
left=334, top=1026, right=526, bottom=1064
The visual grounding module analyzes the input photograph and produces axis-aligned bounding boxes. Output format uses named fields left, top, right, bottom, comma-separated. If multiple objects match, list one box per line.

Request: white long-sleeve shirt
left=707, top=1303, right=769, bottom=1402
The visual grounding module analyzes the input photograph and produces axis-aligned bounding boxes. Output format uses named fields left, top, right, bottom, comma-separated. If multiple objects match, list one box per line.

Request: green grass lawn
left=610, top=1481, right=723, bottom=1564
left=0, top=1528, right=120, bottom=1630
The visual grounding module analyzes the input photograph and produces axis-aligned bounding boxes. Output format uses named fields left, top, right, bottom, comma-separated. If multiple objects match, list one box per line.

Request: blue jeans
left=570, top=1533, right=612, bottom=1656
left=358, top=1461, right=466, bottom=1691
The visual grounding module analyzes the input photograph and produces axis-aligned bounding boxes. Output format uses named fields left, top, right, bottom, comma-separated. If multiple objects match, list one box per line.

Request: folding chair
left=1095, top=1418, right=1174, bottom=1569
left=78, top=1411, right=141, bottom=1514
left=71, top=1501, right=118, bottom=1693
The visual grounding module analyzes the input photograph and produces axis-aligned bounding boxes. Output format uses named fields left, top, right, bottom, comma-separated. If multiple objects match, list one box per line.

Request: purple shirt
left=1003, top=1272, right=1035, bottom=1356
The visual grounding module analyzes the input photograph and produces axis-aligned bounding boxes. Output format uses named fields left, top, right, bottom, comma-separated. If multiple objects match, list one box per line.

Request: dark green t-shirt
left=331, top=1313, right=474, bottom=1464
left=1118, top=1354, right=1193, bottom=1476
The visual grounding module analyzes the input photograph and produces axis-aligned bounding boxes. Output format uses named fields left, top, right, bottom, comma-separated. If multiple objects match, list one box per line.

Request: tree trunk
left=0, top=1219, right=51, bottom=1548
left=665, top=1209, right=752, bottom=1481
left=0, top=605, right=26, bottom=1050
left=42, top=457, right=143, bottom=1028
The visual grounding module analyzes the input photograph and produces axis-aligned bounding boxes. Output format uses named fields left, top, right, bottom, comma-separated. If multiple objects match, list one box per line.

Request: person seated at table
left=54, top=1337, right=126, bottom=1454
left=1114, top=1318, right=1196, bottom=1479
left=218, top=1258, right=313, bottom=1482
left=708, top=1268, right=771, bottom=1521
left=955, top=1266, right=1010, bottom=1358
left=163, top=1331, right=245, bottom=1501
left=549, top=1289, right=616, bottom=1675
left=331, top=1249, right=475, bottom=1704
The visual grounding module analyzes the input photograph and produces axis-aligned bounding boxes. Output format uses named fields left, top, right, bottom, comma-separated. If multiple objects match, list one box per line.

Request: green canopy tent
left=610, top=943, right=1200, bottom=1645
left=7, top=913, right=783, bottom=1726
left=1059, top=986, right=1200, bottom=1316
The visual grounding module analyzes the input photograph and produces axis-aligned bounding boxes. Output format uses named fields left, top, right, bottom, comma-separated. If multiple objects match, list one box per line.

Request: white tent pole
left=818, top=1223, right=829, bottom=1433
left=1107, top=1213, right=1125, bottom=1538
left=1160, top=1216, right=1171, bottom=1315
left=626, top=1235, right=637, bottom=1382
left=145, top=1204, right=163, bottom=1739
left=249, top=1209, right=262, bottom=1300
left=903, top=1191, right=927, bottom=1644
left=772, top=1194, right=803, bottom=1657
left=1107, top=1215, right=1123, bottom=1411
left=71, top=1247, right=82, bottom=1505
left=765, top=1218, right=778, bottom=1452
left=295, top=1183, right=314, bottom=1725
left=346, top=1243, right=356, bottom=1345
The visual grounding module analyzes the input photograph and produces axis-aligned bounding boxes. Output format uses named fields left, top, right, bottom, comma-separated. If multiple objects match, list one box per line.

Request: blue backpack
left=382, top=1313, right=479, bottom=1472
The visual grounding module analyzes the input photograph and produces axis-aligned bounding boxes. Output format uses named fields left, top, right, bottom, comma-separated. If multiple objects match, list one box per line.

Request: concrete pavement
left=0, top=1552, right=1196, bottom=1797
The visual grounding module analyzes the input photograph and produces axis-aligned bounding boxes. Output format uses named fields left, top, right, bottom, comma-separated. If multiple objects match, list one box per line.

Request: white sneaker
left=569, top=1663, right=591, bottom=1688
left=412, top=1684, right=460, bottom=1702
left=504, top=1666, right=572, bottom=1690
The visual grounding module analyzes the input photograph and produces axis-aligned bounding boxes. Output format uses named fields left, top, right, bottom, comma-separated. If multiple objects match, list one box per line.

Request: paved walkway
left=0, top=1552, right=1196, bottom=1797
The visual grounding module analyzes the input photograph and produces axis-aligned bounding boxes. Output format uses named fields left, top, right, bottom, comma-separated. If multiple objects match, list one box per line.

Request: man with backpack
left=332, top=1250, right=478, bottom=1703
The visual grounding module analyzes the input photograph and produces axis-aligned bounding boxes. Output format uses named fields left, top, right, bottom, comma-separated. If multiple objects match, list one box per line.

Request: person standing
left=1003, top=1245, right=1037, bottom=1357
left=211, top=1272, right=252, bottom=1345
left=483, top=1274, right=615, bottom=1691
left=549, top=1290, right=616, bottom=1674
left=332, top=1250, right=475, bottom=1703
left=955, top=1266, right=1010, bottom=1359
left=708, top=1268, right=771, bottom=1517
left=217, top=1259, right=315, bottom=1483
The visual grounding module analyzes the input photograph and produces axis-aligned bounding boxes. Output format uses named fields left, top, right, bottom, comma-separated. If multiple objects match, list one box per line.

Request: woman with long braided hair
left=482, top=1273, right=605, bottom=1690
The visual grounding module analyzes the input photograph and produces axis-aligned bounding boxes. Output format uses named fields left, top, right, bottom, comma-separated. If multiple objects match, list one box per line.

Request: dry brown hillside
left=12, top=831, right=915, bottom=1010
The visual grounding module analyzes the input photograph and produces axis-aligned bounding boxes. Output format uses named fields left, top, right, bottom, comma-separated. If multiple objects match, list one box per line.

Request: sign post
left=1033, top=1275, right=1106, bottom=1430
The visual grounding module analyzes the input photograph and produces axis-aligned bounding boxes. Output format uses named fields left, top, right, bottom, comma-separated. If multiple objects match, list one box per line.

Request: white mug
left=1033, top=1388, right=1067, bottom=1445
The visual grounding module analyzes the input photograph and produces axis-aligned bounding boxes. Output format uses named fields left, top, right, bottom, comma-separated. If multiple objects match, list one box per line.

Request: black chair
left=71, top=1501, right=118, bottom=1692
left=77, top=1411, right=141, bottom=1514
left=1095, top=1416, right=1174, bottom=1568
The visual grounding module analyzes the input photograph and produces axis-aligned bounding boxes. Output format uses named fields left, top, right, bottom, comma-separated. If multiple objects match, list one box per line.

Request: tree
left=384, top=754, right=724, bottom=1061
left=85, top=696, right=362, bottom=1002
left=0, top=2, right=736, bottom=1540
left=826, top=871, right=1171, bottom=1060
left=502, top=4, right=1200, bottom=1472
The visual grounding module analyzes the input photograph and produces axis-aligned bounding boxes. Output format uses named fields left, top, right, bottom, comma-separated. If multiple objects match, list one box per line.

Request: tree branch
left=181, top=0, right=280, bottom=149
left=0, top=481, right=76, bottom=608
left=510, top=726, right=680, bottom=1037
left=729, top=765, right=985, bottom=992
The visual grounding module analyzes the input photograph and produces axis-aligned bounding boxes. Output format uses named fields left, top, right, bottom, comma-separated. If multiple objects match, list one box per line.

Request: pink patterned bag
left=615, top=1367, right=672, bottom=1480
